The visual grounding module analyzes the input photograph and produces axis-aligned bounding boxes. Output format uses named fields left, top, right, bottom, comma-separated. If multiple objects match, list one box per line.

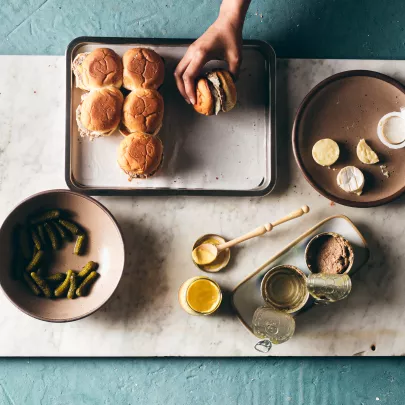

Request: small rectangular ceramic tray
left=232, top=215, right=370, bottom=335
left=65, top=36, right=276, bottom=196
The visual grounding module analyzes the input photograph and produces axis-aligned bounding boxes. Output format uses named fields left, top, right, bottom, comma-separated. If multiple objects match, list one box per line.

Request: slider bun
left=81, top=48, right=123, bottom=90
left=120, top=89, right=164, bottom=136
left=123, top=48, right=165, bottom=91
left=214, top=69, right=237, bottom=112
left=117, top=132, right=163, bottom=178
left=193, top=77, right=214, bottom=116
left=79, top=87, right=124, bottom=134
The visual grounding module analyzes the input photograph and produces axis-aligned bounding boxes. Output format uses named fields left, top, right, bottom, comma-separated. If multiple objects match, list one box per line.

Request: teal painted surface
left=1, top=0, right=405, bottom=403
left=1, top=0, right=405, bottom=58
left=0, top=358, right=403, bottom=404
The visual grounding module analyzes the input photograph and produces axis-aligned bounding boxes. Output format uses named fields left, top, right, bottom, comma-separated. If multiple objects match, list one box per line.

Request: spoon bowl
left=192, top=243, right=219, bottom=265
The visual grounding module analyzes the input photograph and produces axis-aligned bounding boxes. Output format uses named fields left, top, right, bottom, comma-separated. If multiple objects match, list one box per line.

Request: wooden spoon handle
left=217, top=205, right=310, bottom=252
left=270, top=205, right=310, bottom=228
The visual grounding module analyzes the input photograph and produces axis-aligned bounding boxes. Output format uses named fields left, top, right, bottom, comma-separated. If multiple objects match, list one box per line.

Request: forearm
left=218, top=0, right=251, bottom=30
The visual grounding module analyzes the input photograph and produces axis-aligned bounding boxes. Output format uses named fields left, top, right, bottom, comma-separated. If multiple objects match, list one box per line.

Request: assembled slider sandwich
left=193, top=69, right=237, bottom=116
left=76, top=87, right=124, bottom=140
left=72, top=48, right=123, bottom=91
left=117, top=133, right=163, bottom=179
left=122, top=48, right=165, bottom=91
left=120, top=89, right=164, bottom=136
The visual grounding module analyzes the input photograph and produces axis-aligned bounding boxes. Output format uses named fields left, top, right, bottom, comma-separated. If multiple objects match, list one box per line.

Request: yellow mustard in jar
left=178, top=276, right=222, bottom=315
left=186, top=278, right=221, bottom=313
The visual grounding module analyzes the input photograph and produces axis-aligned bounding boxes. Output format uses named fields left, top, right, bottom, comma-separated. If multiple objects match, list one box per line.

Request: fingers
left=174, top=48, right=208, bottom=105
left=174, top=56, right=190, bottom=103
left=226, top=49, right=242, bottom=79
left=182, top=54, right=207, bottom=105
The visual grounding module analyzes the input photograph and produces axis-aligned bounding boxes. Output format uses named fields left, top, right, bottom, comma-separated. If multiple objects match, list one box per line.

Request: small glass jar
left=178, top=276, right=222, bottom=315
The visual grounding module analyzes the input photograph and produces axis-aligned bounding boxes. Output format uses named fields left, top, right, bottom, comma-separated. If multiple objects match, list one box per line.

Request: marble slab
left=1, top=56, right=405, bottom=356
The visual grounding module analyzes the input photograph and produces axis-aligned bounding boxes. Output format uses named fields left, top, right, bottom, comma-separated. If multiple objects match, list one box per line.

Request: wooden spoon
left=192, top=206, right=310, bottom=266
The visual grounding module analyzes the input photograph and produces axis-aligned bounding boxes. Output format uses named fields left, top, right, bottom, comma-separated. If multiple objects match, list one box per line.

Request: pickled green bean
left=67, top=273, right=77, bottom=299
left=74, top=234, right=86, bottom=255
left=30, top=210, right=61, bottom=225
left=58, top=219, right=81, bottom=235
left=23, top=272, right=41, bottom=296
left=54, top=270, right=73, bottom=298
left=30, top=272, right=52, bottom=298
left=76, top=271, right=99, bottom=297
left=26, top=250, right=44, bottom=272
left=44, top=222, right=59, bottom=250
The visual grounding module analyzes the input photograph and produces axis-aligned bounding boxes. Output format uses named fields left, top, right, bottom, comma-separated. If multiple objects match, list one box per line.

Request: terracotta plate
left=0, top=190, right=125, bottom=322
left=293, top=70, right=405, bottom=207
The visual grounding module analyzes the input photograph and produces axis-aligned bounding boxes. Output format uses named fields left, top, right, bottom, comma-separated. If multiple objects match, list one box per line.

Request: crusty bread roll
left=120, top=89, right=164, bottom=136
left=73, top=48, right=123, bottom=90
left=76, top=87, right=124, bottom=139
left=117, top=132, right=163, bottom=179
left=122, top=48, right=165, bottom=91
left=193, top=69, right=237, bottom=116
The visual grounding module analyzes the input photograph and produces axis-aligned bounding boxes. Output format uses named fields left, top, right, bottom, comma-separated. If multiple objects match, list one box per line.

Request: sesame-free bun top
left=117, top=132, right=163, bottom=178
left=123, top=48, right=165, bottom=90
left=193, top=77, right=214, bottom=116
left=120, top=89, right=164, bottom=136
left=214, top=69, right=237, bottom=112
left=79, top=87, right=124, bottom=134
left=81, top=48, right=123, bottom=90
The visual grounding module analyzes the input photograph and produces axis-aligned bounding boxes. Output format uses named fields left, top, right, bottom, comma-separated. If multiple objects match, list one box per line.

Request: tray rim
left=65, top=36, right=277, bottom=197
left=292, top=69, right=405, bottom=208
left=231, top=214, right=370, bottom=335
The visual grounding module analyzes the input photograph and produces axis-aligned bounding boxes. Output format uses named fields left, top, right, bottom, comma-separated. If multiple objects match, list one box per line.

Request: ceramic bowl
left=0, top=190, right=125, bottom=322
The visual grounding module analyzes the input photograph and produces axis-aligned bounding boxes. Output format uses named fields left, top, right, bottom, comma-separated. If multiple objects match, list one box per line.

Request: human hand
left=174, top=16, right=242, bottom=105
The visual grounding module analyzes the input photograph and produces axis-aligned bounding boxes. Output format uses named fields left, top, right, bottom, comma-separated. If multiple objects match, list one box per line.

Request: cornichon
left=45, top=273, right=65, bottom=283
left=18, top=225, right=32, bottom=261
left=54, top=270, right=73, bottom=298
left=30, top=210, right=61, bottom=225
left=52, top=221, right=72, bottom=241
left=30, top=272, right=52, bottom=298
left=58, top=219, right=81, bottom=236
left=37, top=224, right=48, bottom=247
left=67, top=273, right=77, bottom=299
left=76, top=271, right=99, bottom=297
left=74, top=234, right=86, bottom=255
left=26, top=250, right=44, bottom=272
left=30, top=228, right=42, bottom=250
left=44, top=222, right=59, bottom=250
left=23, top=272, right=41, bottom=296
left=77, top=261, right=98, bottom=279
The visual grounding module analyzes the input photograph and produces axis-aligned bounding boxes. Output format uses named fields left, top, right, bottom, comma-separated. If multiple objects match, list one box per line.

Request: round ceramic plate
left=293, top=70, right=405, bottom=207
left=0, top=190, right=125, bottom=322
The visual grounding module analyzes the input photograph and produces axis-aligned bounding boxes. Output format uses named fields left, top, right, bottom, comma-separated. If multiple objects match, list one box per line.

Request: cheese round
left=356, top=139, right=379, bottom=164
left=312, top=139, right=340, bottom=166
left=337, top=166, right=365, bottom=196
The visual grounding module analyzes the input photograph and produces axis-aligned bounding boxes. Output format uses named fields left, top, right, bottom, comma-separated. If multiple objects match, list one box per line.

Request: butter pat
left=377, top=109, right=405, bottom=149
left=356, top=139, right=379, bottom=164
left=337, top=166, right=365, bottom=196
left=312, top=139, right=340, bottom=166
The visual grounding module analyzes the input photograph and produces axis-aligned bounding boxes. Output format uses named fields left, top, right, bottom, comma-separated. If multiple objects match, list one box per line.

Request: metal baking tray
left=65, top=36, right=276, bottom=196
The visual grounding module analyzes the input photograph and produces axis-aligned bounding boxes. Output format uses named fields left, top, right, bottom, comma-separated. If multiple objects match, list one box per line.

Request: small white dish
left=377, top=108, right=405, bottom=149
